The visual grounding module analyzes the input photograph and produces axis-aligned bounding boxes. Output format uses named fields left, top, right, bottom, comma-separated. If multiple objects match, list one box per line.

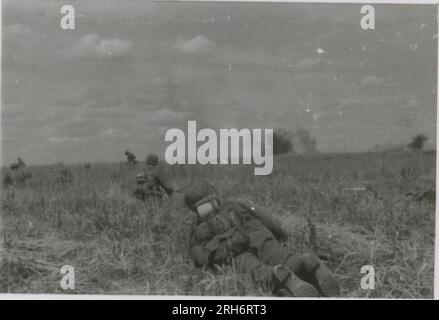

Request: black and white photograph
left=0, top=0, right=437, bottom=299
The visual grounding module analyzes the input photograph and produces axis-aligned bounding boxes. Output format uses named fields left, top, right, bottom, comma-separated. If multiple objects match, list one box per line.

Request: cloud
left=3, top=23, right=31, bottom=38
left=340, top=96, right=403, bottom=109
left=47, top=136, right=94, bottom=144
left=73, top=33, right=134, bottom=58
left=173, top=35, right=216, bottom=55
left=148, top=109, right=189, bottom=126
left=361, top=76, right=386, bottom=86
left=212, top=48, right=280, bottom=68
left=296, top=57, right=327, bottom=71
left=98, top=128, right=131, bottom=139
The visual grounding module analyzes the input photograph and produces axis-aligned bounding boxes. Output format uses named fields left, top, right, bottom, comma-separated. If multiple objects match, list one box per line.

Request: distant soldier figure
left=133, top=153, right=174, bottom=204
left=134, top=172, right=148, bottom=201
left=10, top=158, right=26, bottom=170
left=184, top=180, right=340, bottom=297
left=125, top=150, right=138, bottom=165
left=7, top=158, right=31, bottom=186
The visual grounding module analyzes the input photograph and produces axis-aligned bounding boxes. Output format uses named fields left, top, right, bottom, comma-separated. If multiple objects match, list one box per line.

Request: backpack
left=190, top=207, right=249, bottom=267
left=222, top=199, right=289, bottom=243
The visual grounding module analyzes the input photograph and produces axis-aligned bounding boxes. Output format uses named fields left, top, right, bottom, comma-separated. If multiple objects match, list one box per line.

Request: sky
left=1, top=0, right=437, bottom=165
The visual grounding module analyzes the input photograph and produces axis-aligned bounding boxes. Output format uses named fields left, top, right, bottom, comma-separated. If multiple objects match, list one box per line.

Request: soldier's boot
left=299, top=254, right=340, bottom=297
left=313, top=264, right=340, bottom=297
left=273, top=265, right=319, bottom=297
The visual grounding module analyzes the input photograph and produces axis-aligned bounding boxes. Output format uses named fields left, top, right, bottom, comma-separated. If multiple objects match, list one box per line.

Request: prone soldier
left=184, top=180, right=340, bottom=297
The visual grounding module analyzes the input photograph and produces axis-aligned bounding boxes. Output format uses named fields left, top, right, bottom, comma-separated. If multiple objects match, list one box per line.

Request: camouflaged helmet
left=146, top=153, right=159, bottom=166
left=184, top=180, right=218, bottom=212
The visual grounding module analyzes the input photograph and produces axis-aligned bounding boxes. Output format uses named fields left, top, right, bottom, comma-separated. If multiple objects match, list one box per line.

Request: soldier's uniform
left=10, top=158, right=26, bottom=170
left=185, top=180, right=340, bottom=297
left=17, top=158, right=25, bottom=169
left=125, top=151, right=138, bottom=165
left=134, top=154, right=174, bottom=204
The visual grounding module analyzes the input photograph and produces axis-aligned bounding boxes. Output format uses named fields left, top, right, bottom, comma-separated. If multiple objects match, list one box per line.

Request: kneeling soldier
left=133, top=154, right=174, bottom=204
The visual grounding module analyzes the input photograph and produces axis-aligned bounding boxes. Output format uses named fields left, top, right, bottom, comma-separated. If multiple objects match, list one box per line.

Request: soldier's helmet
left=184, top=180, right=218, bottom=212
left=125, top=150, right=130, bottom=155
left=146, top=153, right=159, bottom=166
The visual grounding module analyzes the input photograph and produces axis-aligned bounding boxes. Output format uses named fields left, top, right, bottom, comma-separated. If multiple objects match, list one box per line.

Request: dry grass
left=0, top=150, right=435, bottom=298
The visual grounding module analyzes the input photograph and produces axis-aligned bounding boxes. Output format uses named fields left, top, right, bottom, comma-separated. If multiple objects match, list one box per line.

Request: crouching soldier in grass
left=125, top=150, right=138, bottom=165
left=184, top=180, right=340, bottom=297
left=134, top=153, right=174, bottom=205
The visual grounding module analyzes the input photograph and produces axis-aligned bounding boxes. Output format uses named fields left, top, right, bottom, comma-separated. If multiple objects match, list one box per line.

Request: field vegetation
left=0, top=150, right=435, bottom=298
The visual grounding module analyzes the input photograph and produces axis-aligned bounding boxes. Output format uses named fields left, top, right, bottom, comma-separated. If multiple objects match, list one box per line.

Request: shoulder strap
left=223, top=198, right=289, bottom=243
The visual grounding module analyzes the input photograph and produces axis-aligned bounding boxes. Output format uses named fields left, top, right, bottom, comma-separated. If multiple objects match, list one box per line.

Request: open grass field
left=0, top=150, right=435, bottom=298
